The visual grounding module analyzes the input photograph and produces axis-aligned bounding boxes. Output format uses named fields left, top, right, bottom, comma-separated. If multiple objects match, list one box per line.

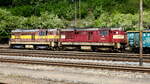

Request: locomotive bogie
left=10, top=44, right=25, bottom=49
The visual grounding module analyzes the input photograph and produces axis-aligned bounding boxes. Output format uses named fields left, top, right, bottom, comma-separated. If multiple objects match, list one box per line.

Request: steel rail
left=0, top=52, right=150, bottom=63
left=0, top=49, right=150, bottom=57
left=0, top=48, right=150, bottom=56
left=0, top=58, right=150, bottom=73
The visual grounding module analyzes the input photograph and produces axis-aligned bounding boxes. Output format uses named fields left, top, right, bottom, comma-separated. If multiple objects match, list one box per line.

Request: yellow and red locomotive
left=9, top=28, right=127, bottom=51
left=9, top=29, right=60, bottom=49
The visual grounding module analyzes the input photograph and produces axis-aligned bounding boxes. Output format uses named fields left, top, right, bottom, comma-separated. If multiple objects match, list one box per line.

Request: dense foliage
left=0, top=9, right=65, bottom=38
left=0, top=0, right=150, bottom=39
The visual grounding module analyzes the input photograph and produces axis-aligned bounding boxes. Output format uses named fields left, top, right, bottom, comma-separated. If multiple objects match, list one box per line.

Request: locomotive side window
left=39, top=31, right=47, bottom=36
left=75, top=32, right=80, bottom=34
left=100, top=30, right=108, bottom=36
left=75, top=31, right=84, bottom=35
left=48, top=32, right=53, bottom=35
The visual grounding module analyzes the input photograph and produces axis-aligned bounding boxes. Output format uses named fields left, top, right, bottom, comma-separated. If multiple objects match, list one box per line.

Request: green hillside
left=0, top=0, right=150, bottom=38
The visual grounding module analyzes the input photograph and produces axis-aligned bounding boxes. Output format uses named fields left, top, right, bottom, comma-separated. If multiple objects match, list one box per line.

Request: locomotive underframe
left=9, top=41, right=59, bottom=50
left=9, top=41, right=126, bottom=52
left=60, top=42, right=126, bottom=52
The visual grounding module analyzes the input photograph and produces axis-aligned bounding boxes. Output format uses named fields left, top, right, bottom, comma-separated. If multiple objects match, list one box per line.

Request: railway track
left=0, top=49, right=150, bottom=63
left=0, top=52, right=150, bottom=62
left=0, top=57, right=150, bottom=73
left=0, top=48, right=150, bottom=73
left=0, top=48, right=150, bottom=56
left=0, top=45, right=9, bottom=49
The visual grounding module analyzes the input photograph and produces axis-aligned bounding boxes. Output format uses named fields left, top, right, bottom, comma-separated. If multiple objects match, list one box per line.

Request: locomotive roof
left=12, top=28, right=123, bottom=32
left=61, top=28, right=104, bottom=31
left=61, top=28, right=123, bottom=31
left=12, top=29, right=58, bottom=32
left=12, top=29, right=39, bottom=32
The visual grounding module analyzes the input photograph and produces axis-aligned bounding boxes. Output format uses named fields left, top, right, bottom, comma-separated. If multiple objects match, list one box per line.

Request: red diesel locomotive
left=60, top=28, right=127, bottom=51
left=9, top=28, right=127, bottom=51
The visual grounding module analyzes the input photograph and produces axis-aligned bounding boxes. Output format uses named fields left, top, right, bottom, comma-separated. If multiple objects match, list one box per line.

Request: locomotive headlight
left=113, top=35, right=124, bottom=39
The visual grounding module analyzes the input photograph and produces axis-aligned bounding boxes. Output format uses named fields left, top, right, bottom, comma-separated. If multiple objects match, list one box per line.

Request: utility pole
left=79, top=0, right=81, bottom=20
left=139, top=0, right=143, bottom=66
left=74, top=0, right=77, bottom=27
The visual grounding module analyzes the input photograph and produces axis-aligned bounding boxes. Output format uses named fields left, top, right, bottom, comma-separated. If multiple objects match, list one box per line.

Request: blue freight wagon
left=127, top=31, right=150, bottom=52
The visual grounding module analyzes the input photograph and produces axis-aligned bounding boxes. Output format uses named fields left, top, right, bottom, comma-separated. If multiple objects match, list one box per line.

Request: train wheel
left=92, top=47, right=98, bottom=52
left=51, top=47, right=59, bottom=51
left=133, top=48, right=139, bottom=53
left=9, top=44, right=13, bottom=48
left=60, top=46, right=66, bottom=51
left=55, top=47, right=60, bottom=51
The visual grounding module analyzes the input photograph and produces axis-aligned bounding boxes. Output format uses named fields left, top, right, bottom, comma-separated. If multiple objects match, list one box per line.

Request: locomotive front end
left=111, top=29, right=127, bottom=50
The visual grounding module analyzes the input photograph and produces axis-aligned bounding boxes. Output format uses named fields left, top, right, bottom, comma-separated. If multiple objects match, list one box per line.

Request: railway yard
left=0, top=45, right=150, bottom=84
left=1, top=0, right=150, bottom=83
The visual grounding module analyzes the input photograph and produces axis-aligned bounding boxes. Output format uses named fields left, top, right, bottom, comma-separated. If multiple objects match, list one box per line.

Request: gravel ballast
left=0, top=62, right=150, bottom=84
left=1, top=55, right=150, bottom=67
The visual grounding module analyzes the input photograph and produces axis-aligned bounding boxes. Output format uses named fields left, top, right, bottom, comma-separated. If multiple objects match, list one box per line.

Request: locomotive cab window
left=39, top=31, right=48, bottom=36
left=100, top=30, right=108, bottom=36
left=113, top=31, right=119, bottom=34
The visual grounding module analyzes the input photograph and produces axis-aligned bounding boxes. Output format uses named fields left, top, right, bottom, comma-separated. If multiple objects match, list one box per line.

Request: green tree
left=94, top=12, right=139, bottom=30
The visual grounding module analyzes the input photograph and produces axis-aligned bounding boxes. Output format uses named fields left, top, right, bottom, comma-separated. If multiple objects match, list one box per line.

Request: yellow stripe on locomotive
left=11, top=35, right=32, bottom=39
left=47, top=35, right=60, bottom=39
left=34, top=35, right=60, bottom=39
left=11, top=35, right=16, bottom=39
left=11, top=35, right=60, bottom=39
left=21, top=35, right=32, bottom=39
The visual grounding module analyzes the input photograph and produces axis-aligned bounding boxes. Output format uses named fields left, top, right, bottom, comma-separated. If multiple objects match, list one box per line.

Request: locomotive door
left=88, top=32, right=93, bottom=41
